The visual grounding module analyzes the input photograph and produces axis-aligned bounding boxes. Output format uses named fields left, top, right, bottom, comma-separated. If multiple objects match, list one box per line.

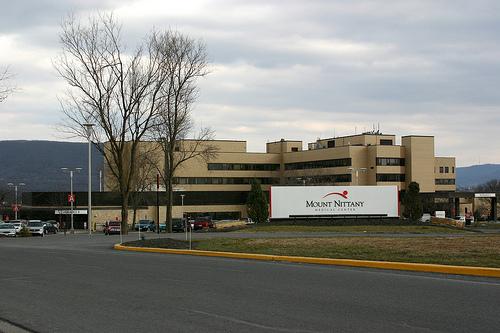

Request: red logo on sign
left=322, top=190, right=349, bottom=199
left=68, top=194, right=75, bottom=203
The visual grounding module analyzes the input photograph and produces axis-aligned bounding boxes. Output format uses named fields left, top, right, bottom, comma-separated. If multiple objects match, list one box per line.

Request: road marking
left=0, top=318, right=36, bottom=333
left=188, top=309, right=319, bottom=333
left=0, top=276, right=32, bottom=282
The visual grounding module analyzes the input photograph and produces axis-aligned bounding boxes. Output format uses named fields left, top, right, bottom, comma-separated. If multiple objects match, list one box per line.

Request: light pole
left=61, top=167, right=82, bottom=234
left=83, top=123, right=94, bottom=235
left=7, top=182, right=25, bottom=220
left=347, top=167, right=367, bottom=186
left=180, top=194, right=186, bottom=240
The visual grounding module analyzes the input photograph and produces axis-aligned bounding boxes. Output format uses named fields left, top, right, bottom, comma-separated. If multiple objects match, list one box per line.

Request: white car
left=420, top=213, right=431, bottom=223
left=9, top=222, right=23, bottom=233
left=27, top=221, right=44, bottom=237
left=0, top=224, right=17, bottom=237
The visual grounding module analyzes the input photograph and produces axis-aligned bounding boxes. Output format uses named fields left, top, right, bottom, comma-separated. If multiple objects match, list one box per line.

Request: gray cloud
left=0, top=0, right=499, bottom=167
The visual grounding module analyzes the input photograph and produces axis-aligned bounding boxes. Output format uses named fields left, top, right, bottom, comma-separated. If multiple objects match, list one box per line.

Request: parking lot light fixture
left=7, top=182, right=26, bottom=220
left=61, top=168, right=82, bottom=234
left=83, top=123, right=95, bottom=236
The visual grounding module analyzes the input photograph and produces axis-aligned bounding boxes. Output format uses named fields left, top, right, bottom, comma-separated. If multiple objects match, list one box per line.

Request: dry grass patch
left=194, top=235, right=500, bottom=268
left=240, top=225, right=467, bottom=234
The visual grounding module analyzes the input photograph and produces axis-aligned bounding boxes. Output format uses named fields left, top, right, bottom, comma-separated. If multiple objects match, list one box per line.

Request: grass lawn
left=194, top=235, right=500, bottom=268
left=238, top=224, right=469, bottom=234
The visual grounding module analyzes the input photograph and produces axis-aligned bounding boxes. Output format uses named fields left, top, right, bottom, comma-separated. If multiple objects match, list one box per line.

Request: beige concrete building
left=101, top=132, right=456, bottom=221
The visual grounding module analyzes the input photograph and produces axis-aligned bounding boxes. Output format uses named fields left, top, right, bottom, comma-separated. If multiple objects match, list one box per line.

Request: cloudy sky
left=0, top=0, right=499, bottom=166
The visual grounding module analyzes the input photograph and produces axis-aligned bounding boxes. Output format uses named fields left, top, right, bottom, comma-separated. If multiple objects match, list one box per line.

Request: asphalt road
left=1, top=234, right=499, bottom=333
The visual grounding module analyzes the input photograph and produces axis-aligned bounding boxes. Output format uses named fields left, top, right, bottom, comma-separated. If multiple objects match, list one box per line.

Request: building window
left=376, top=173, right=406, bottom=182
left=285, top=174, right=352, bottom=185
left=208, top=163, right=280, bottom=171
left=285, top=158, right=351, bottom=170
left=376, top=157, right=405, bottom=166
left=291, top=147, right=299, bottom=152
left=380, top=139, right=393, bottom=145
left=173, top=177, right=280, bottom=185
left=327, top=140, right=335, bottom=148
left=435, top=179, right=455, bottom=185
left=452, top=167, right=455, bottom=173
left=444, top=166, right=449, bottom=173
left=439, top=166, right=444, bottom=173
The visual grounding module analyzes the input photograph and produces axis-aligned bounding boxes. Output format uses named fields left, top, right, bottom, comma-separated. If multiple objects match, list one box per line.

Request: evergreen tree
left=403, top=181, right=423, bottom=221
left=246, top=179, right=269, bottom=223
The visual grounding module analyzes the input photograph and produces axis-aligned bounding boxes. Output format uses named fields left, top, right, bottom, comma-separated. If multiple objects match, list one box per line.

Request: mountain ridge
left=0, top=140, right=498, bottom=191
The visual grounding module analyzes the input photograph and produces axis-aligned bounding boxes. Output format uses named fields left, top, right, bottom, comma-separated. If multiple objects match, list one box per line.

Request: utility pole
left=7, top=182, right=25, bottom=220
left=61, top=167, right=82, bottom=234
left=83, top=123, right=94, bottom=235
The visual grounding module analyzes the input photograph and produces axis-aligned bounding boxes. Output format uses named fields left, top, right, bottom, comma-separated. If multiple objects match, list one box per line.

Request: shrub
left=18, top=225, right=32, bottom=237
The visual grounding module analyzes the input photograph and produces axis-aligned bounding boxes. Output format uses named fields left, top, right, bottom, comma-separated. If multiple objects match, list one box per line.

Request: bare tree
left=0, top=66, right=15, bottom=103
left=475, top=179, right=500, bottom=192
left=130, top=150, right=158, bottom=228
left=55, top=14, right=168, bottom=233
left=150, top=31, right=218, bottom=233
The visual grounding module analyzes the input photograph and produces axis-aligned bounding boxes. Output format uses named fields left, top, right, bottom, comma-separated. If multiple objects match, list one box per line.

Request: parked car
left=420, top=213, right=431, bottom=223
left=172, top=218, right=186, bottom=232
left=9, top=222, right=23, bottom=234
left=0, top=223, right=17, bottom=237
left=192, top=216, right=214, bottom=230
left=43, top=221, right=58, bottom=234
left=27, top=221, right=45, bottom=237
left=104, top=221, right=121, bottom=235
left=134, top=219, right=155, bottom=232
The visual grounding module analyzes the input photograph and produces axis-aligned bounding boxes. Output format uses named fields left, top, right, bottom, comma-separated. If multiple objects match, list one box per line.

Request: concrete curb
left=114, top=244, right=500, bottom=278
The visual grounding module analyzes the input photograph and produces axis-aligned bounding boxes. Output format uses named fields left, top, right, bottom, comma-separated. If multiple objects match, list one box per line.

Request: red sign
left=68, top=194, right=75, bottom=203
left=12, top=204, right=20, bottom=212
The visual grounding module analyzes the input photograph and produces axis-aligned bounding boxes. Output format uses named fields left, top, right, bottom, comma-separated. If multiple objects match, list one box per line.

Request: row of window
left=438, top=166, right=455, bottom=174
left=207, top=163, right=280, bottom=171
left=286, top=174, right=352, bottom=184
left=285, top=158, right=351, bottom=170
left=435, top=179, right=456, bottom=185
left=376, top=157, right=405, bottom=166
left=207, top=157, right=405, bottom=172
left=173, top=177, right=280, bottom=185
left=376, top=173, right=406, bottom=182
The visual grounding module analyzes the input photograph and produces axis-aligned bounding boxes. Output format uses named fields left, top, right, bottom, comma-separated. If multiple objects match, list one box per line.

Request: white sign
left=55, top=209, right=88, bottom=215
left=475, top=193, right=496, bottom=198
left=270, top=186, right=399, bottom=218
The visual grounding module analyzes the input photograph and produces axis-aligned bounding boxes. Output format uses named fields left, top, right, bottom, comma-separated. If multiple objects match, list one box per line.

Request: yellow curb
left=114, top=244, right=500, bottom=278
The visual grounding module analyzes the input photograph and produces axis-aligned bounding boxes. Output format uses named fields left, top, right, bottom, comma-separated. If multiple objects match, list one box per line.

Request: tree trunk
left=121, top=191, right=129, bottom=235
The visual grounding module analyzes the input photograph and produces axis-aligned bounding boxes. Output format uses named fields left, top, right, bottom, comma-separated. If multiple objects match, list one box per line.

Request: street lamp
left=61, top=167, right=82, bottom=234
left=347, top=167, right=367, bottom=186
left=83, top=123, right=95, bottom=235
left=7, top=182, right=25, bottom=220
left=180, top=194, right=186, bottom=240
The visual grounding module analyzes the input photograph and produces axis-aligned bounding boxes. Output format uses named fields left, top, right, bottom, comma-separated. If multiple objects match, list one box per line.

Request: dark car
left=43, top=221, right=58, bottom=234
left=172, top=218, right=186, bottom=232
left=135, top=219, right=155, bottom=232
left=104, top=221, right=121, bottom=235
